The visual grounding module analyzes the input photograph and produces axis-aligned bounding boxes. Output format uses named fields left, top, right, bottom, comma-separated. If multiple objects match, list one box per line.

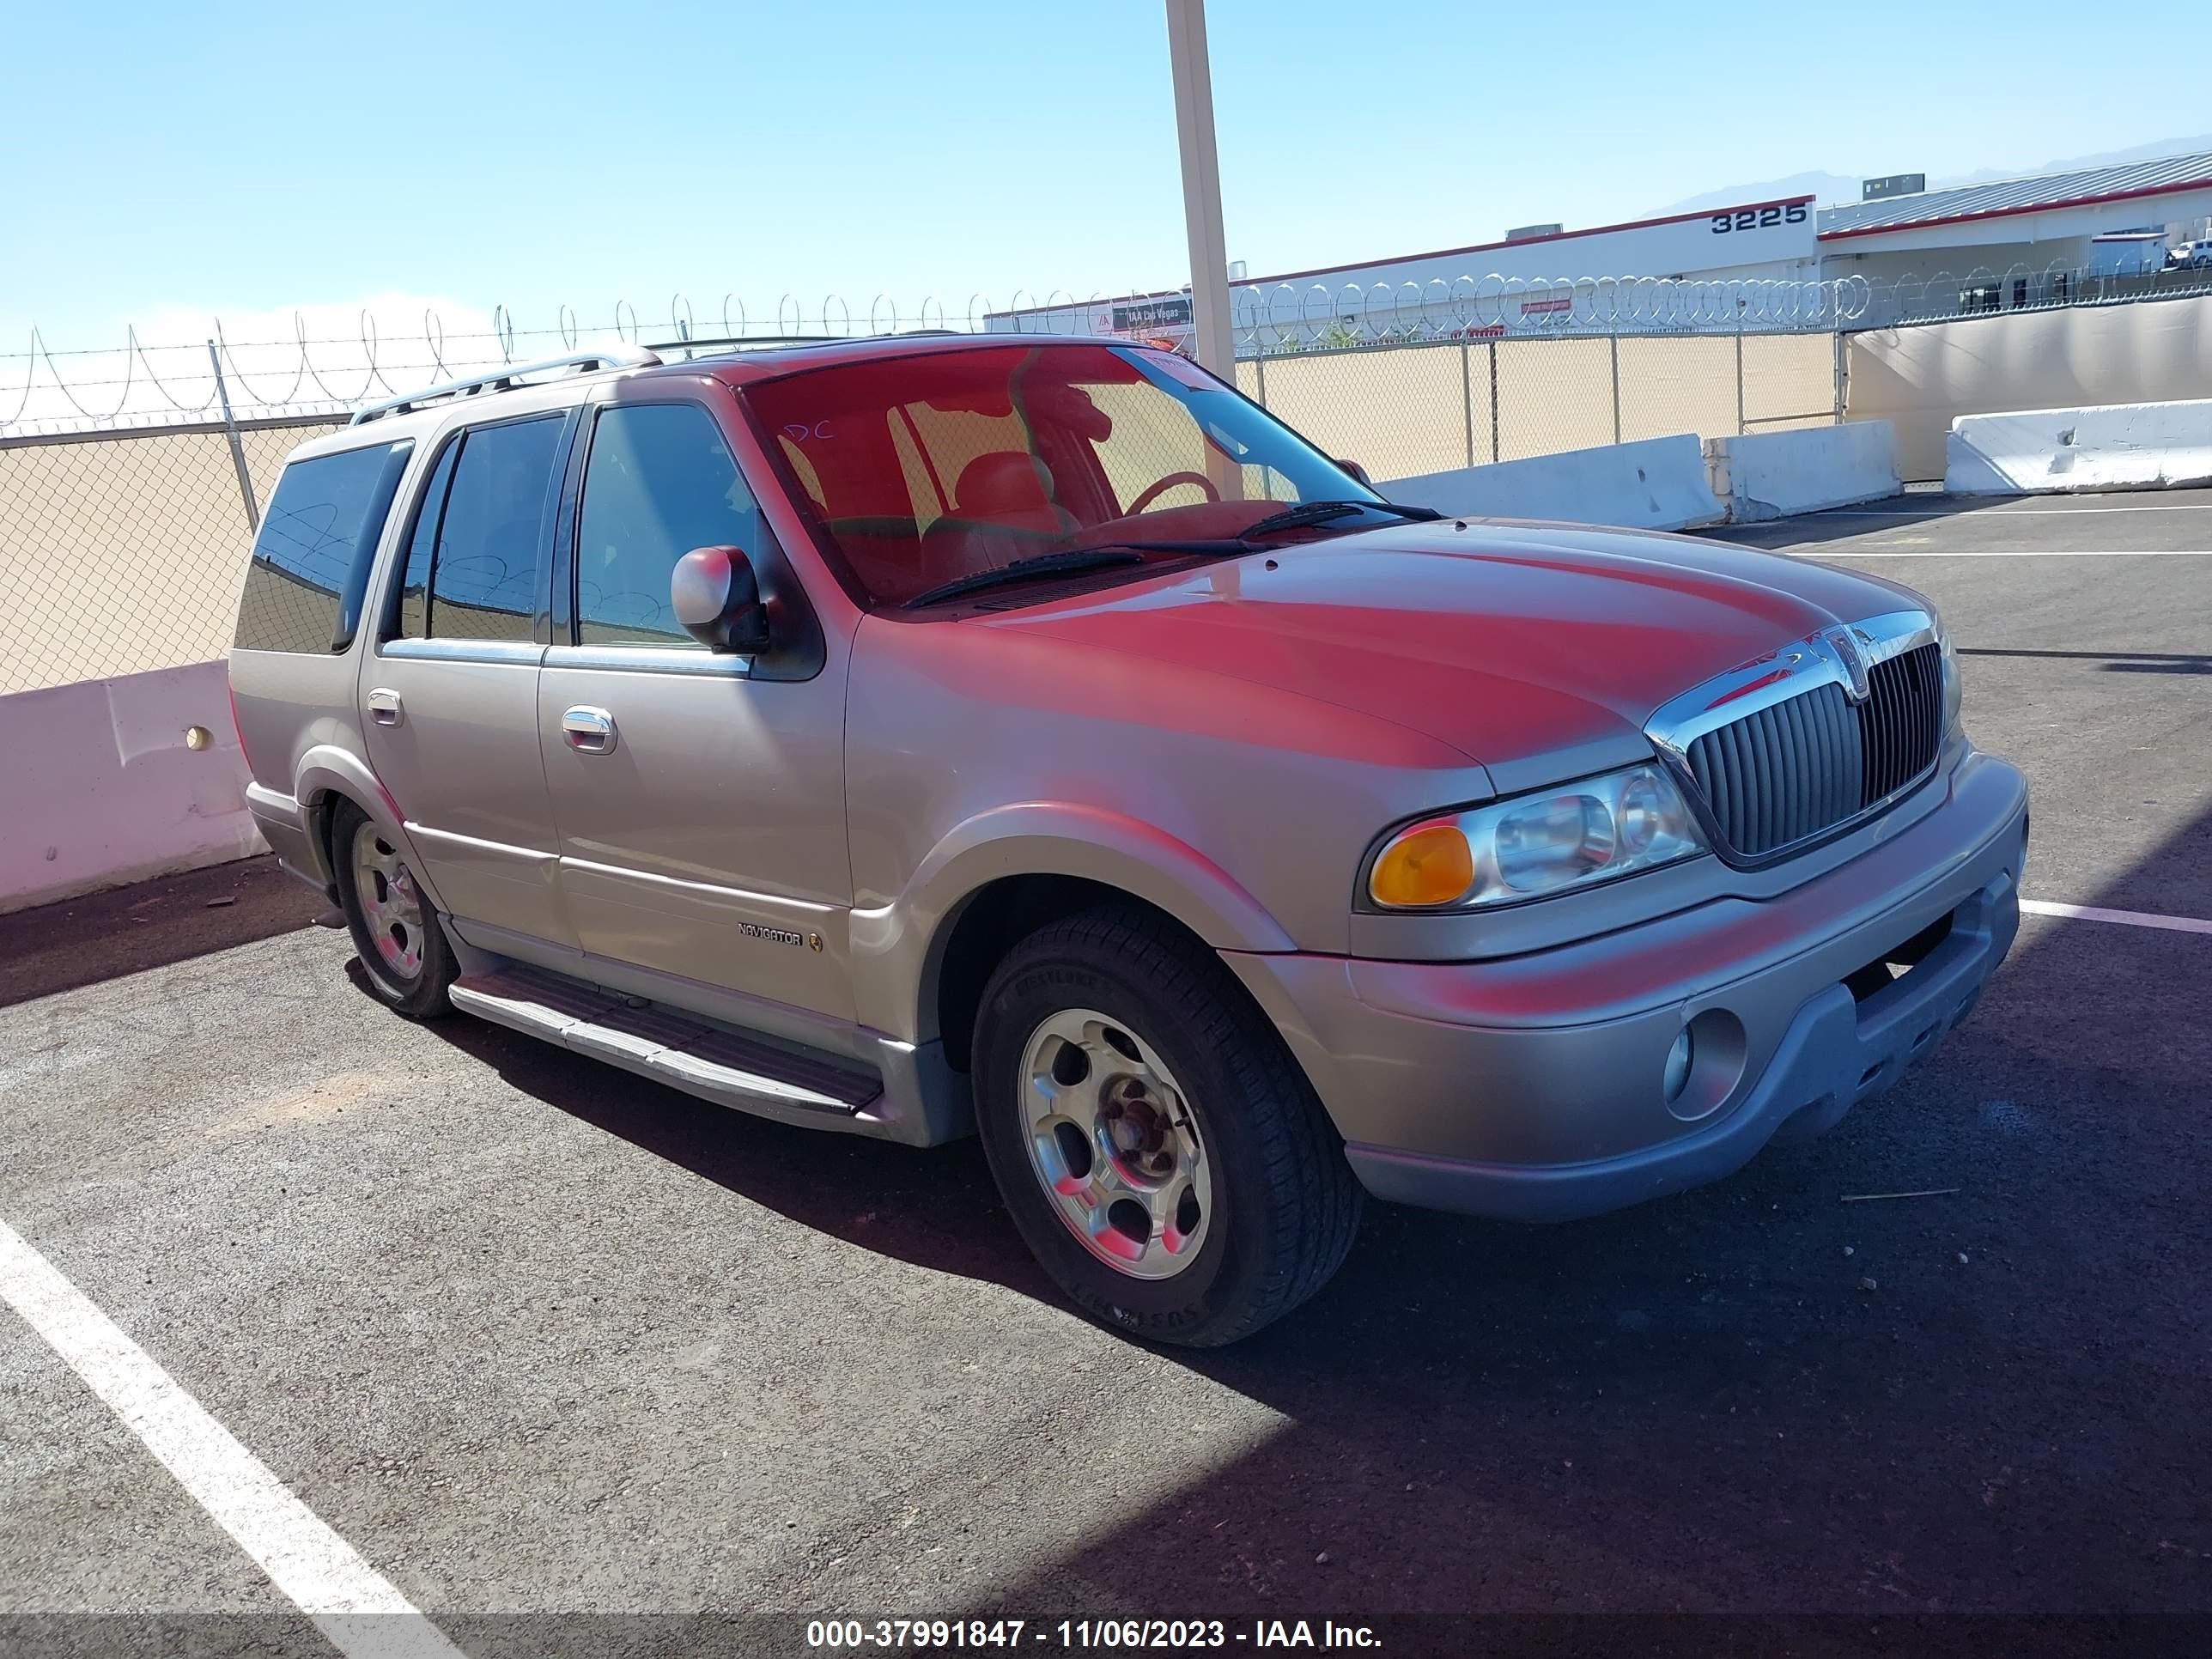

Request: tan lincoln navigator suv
left=229, top=334, right=2028, bottom=1346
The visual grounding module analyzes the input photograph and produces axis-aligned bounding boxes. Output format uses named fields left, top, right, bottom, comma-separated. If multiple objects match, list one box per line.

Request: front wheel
left=333, top=801, right=455, bottom=1018
left=972, top=907, right=1362, bottom=1347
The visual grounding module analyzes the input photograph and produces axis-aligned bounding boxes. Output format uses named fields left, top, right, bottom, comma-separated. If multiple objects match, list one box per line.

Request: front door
left=359, top=408, right=576, bottom=947
left=537, top=397, right=854, bottom=1022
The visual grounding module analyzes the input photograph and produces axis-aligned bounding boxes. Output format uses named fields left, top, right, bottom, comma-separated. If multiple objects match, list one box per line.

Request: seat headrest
left=954, top=452, right=1054, bottom=517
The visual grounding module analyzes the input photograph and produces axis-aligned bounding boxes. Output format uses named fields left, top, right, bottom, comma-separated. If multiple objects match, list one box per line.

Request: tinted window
left=391, top=438, right=459, bottom=641
left=234, top=441, right=411, bottom=653
left=574, top=404, right=760, bottom=647
left=422, top=416, right=565, bottom=641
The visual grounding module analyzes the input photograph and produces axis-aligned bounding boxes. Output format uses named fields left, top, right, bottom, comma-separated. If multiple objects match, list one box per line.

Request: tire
left=972, top=905, right=1362, bottom=1347
left=331, top=800, right=456, bottom=1019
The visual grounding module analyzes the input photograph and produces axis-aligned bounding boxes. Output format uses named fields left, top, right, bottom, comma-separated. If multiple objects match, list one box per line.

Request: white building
left=986, top=194, right=1825, bottom=345
left=1814, top=151, right=2212, bottom=311
left=985, top=150, right=2212, bottom=346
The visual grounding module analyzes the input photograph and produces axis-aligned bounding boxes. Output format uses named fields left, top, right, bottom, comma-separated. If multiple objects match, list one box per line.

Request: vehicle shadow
left=1960, top=647, right=2212, bottom=677
left=0, top=855, right=325, bottom=1010
left=402, top=991, right=1054, bottom=1302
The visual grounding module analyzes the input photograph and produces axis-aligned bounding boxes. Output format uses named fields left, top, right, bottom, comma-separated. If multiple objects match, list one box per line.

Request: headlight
left=1365, top=763, right=1710, bottom=910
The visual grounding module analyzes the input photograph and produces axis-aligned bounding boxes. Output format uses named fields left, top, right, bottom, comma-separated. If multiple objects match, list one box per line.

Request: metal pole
left=1255, top=354, right=1267, bottom=407
left=1609, top=333, right=1622, bottom=446
left=1460, top=342, right=1474, bottom=468
left=1488, top=341, right=1501, bottom=464
left=207, top=340, right=259, bottom=532
left=1832, top=328, right=1847, bottom=424
left=1165, top=0, right=1233, bottom=380
left=1734, top=325, right=1747, bottom=437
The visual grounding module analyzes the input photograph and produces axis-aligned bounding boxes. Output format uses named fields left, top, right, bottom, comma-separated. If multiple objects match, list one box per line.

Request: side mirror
left=672, top=545, right=770, bottom=653
left=1336, top=459, right=1372, bottom=487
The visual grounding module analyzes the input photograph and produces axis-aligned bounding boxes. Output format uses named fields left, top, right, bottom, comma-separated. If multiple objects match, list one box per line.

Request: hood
left=985, top=520, right=1924, bottom=793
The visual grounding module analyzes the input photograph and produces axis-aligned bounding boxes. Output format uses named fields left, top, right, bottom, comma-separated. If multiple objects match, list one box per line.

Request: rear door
left=360, top=409, right=578, bottom=946
left=537, top=394, right=854, bottom=1020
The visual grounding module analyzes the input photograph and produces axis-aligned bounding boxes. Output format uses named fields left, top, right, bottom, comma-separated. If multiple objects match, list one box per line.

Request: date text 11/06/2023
left=805, top=1619, right=1382, bottom=1649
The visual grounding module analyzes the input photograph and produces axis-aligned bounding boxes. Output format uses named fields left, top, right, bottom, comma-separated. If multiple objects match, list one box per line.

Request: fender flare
left=849, top=801, right=1297, bottom=1044
left=290, top=744, right=447, bottom=913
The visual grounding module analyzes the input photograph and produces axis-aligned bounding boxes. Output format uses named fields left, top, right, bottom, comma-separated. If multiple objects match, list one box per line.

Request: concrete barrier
left=1705, top=421, right=1899, bottom=521
left=1947, top=399, right=2212, bottom=495
left=1387, top=434, right=1725, bottom=532
left=2, top=659, right=264, bottom=915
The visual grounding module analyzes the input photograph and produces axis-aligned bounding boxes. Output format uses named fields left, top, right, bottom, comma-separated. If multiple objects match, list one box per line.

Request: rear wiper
left=1238, top=498, right=1445, bottom=538
left=902, top=548, right=1145, bottom=610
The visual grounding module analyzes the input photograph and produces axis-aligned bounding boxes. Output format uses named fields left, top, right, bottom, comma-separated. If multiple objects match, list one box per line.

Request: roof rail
left=643, top=328, right=969, bottom=362
left=643, top=333, right=848, bottom=359
left=349, top=347, right=662, bottom=425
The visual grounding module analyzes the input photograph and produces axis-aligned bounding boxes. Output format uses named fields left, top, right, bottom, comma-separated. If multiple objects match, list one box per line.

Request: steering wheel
left=1125, top=471, right=1220, bottom=514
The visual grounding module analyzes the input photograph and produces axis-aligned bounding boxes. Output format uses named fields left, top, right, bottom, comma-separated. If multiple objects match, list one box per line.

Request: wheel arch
left=931, top=875, right=1224, bottom=1073
left=291, top=744, right=447, bottom=913
left=874, top=805, right=1299, bottom=1073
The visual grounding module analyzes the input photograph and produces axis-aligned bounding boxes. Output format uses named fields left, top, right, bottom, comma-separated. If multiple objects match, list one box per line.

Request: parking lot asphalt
left=2, top=490, right=2208, bottom=1653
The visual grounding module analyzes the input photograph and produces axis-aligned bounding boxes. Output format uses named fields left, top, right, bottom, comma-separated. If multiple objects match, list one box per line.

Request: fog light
left=1662, top=1029, right=1694, bottom=1103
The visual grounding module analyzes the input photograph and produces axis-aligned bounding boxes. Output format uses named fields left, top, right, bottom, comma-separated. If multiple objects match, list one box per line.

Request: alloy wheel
left=1018, top=1007, right=1212, bottom=1280
left=350, top=823, right=426, bottom=982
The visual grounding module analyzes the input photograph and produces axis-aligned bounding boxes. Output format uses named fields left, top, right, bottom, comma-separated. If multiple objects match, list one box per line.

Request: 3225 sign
left=1711, top=203, right=1809, bottom=234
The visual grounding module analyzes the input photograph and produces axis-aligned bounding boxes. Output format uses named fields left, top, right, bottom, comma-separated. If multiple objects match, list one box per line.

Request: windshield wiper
left=1237, top=498, right=1445, bottom=538
left=899, top=500, right=1447, bottom=609
left=902, top=548, right=1146, bottom=610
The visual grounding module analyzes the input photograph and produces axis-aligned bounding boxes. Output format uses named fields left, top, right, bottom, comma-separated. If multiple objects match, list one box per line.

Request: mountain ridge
left=1654, top=134, right=2212, bottom=216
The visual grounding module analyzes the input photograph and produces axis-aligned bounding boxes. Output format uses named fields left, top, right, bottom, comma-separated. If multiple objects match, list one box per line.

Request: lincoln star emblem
left=1826, top=627, right=1872, bottom=703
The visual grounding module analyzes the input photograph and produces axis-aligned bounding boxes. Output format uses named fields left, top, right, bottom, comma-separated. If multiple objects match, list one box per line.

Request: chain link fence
left=1237, top=329, right=1839, bottom=484
left=0, top=414, right=344, bottom=696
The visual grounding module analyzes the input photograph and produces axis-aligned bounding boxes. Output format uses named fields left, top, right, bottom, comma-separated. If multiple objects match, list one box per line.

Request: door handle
left=562, top=706, right=617, bottom=754
left=366, top=688, right=403, bottom=726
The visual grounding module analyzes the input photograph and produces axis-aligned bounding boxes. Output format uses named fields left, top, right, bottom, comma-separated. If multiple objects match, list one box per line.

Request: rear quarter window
left=232, top=440, right=413, bottom=654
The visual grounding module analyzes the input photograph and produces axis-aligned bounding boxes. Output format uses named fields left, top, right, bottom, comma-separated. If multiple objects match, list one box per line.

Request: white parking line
left=2020, top=899, right=2212, bottom=936
left=1820, top=505, right=2212, bottom=516
left=1814, top=559, right=2212, bottom=566
left=0, top=1218, right=467, bottom=1659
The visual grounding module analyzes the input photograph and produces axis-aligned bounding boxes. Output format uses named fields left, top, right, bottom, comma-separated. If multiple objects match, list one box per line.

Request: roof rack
left=644, top=328, right=970, bottom=362
left=349, top=347, right=662, bottom=425
left=643, top=333, right=848, bottom=360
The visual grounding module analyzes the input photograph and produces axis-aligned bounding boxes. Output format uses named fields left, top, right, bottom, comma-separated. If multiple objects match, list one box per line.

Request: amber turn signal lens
left=1369, top=822, right=1475, bottom=908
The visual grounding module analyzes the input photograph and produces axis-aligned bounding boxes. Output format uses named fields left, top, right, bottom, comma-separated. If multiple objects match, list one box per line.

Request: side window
left=233, top=441, right=412, bottom=653
left=574, top=404, right=760, bottom=647
left=391, top=437, right=459, bottom=640
left=419, top=415, right=565, bottom=642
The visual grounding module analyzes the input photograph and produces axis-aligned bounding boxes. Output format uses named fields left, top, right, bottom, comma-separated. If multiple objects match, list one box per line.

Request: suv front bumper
left=1223, top=749, right=2028, bottom=1223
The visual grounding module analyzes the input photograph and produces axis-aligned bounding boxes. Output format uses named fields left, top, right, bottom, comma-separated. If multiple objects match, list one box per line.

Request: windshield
left=744, top=342, right=1382, bottom=608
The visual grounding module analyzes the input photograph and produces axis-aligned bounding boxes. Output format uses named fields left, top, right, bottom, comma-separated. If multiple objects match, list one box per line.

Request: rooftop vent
left=1862, top=173, right=1927, bottom=202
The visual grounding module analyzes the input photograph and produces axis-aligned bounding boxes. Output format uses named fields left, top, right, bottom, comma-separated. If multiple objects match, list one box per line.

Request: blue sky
left=7, top=0, right=2209, bottom=354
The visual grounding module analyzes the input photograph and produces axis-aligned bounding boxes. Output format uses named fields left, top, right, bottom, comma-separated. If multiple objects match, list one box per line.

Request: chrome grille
left=1861, top=641, right=1945, bottom=804
left=1682, top=641, right=1943, bottom=860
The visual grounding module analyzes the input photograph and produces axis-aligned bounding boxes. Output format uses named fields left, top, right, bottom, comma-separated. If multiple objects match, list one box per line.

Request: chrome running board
left=450, top=964, right=881, bottom=1118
